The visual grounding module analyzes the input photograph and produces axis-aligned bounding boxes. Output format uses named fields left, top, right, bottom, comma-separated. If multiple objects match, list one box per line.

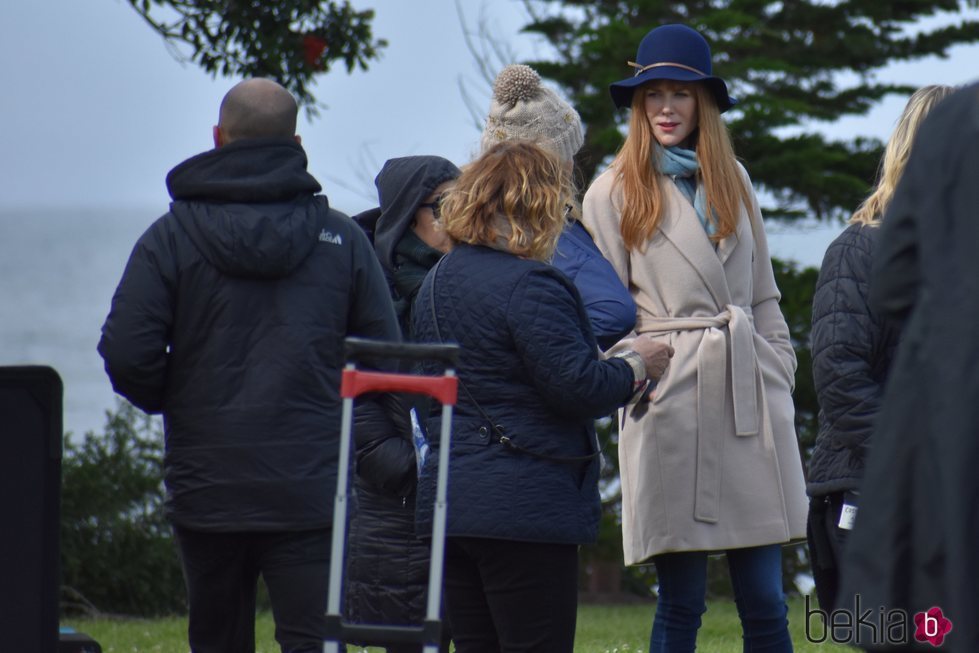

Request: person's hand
left=629, top=335, right=674, bottom=382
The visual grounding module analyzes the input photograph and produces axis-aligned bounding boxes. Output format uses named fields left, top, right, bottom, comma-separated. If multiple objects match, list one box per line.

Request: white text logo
left=318, top=229, right=342, bottom=245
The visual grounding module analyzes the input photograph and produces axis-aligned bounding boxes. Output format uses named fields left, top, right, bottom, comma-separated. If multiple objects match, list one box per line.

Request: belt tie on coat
left=636, top=304, right=760, bottom=523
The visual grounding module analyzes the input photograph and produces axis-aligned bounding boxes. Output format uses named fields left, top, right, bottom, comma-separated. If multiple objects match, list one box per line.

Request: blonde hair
left=440, top=141, right=572, bottom=261
left=850, top=84, right=955, bottom=226
left=611, top=81, right=751, bottom=250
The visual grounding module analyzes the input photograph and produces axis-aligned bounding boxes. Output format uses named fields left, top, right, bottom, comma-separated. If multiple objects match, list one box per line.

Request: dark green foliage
left=125, top=0, right=386, bottom=112
left=521, top=0, right=979, bottom=219
left=60, top=401, right=185, bottom=616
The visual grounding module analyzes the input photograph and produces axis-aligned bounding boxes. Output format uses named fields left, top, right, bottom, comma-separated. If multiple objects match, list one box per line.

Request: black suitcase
left=0, top=366, right=63, bottom=653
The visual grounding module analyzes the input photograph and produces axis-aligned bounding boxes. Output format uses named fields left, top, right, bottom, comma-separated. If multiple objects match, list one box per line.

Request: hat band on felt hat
left=628, top=61, right=707, bottom=77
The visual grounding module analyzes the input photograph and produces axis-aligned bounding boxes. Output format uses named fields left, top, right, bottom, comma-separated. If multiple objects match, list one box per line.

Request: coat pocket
left=754, top=334, right=794, bottom=391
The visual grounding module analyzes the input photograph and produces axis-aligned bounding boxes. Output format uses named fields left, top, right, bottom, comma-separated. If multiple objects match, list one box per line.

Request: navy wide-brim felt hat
left=610, top=24, right=736, bottom=112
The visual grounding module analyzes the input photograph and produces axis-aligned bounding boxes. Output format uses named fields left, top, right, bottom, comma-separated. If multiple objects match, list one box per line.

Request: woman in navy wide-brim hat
left=608, top=23, right=737, bottom=112
left=583, top=23, right=806, bottom=653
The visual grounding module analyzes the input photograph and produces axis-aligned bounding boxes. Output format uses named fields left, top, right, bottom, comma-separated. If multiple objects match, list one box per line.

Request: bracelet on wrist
left=614, top=349, right=649, bottom=394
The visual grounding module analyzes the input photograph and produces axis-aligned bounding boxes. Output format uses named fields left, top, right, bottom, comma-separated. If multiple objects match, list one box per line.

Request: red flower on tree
left=914, top=607, right=953, bottom=647
left=302, top=34, right=327, bottom=70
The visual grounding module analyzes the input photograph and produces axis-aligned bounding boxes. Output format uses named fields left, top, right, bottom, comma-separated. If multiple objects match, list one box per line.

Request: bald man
left=213, top=77, right=299, bottom=145
left=99, top=79, right=401, bottom=653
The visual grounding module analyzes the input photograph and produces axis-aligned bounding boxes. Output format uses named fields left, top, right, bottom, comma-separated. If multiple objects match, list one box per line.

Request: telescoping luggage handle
left=344, top=337, right=460, bottom=366
left=340, top=338, right=459, bottom=404
left=325, top=338, right=459, bottom=653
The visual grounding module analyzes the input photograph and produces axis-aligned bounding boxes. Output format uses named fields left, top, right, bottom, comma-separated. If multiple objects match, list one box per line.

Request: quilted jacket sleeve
left=811, top=226, right=884, bottom=453
left=506, top=268, right=635, bottom=419
left=97, top=217, right=177, bottom=414
left=354, top=393, right=416, bottom=497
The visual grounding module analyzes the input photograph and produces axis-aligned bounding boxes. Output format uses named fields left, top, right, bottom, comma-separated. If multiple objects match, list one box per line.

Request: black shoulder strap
left=427, top=256, right=600, bottom=466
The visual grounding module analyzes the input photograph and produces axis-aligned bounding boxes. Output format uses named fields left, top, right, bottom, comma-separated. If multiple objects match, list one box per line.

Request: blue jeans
left=650, top=545, right=793, bottom=653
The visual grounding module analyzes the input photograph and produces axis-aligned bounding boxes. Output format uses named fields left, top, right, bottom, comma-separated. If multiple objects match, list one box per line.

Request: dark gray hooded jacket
left=354, top=155, right=461, bottom=330
left=98, top=137, right=400, bottom=531
left=345, top=156, right=460, bottom=633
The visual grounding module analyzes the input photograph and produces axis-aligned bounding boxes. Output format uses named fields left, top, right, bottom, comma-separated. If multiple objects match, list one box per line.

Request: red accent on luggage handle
left=341, top=369, right=458, bottom=405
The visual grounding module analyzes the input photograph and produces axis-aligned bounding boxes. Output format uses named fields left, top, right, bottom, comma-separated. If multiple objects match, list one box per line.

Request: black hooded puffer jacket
left=98, top=138, right=401, bottom=530
left=355, top=156, right=461, bottom=329
left=345, top=156, right=459, bottom=641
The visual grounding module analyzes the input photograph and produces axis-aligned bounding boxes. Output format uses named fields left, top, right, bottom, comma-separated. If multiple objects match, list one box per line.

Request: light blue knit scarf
left=655, top=145, right=716, bottom=236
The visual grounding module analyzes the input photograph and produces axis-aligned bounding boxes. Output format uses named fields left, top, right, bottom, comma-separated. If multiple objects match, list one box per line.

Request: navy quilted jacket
left=807, top=223, right=900, bottom=496
left=411, top=244, right=636, bottom=544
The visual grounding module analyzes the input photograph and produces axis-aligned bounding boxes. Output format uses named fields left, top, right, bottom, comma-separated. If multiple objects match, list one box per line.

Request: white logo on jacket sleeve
left=318, top=229, right=343, bottom=245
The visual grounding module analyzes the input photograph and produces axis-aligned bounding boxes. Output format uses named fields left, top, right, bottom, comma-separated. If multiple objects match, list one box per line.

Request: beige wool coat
left=583, top=166, right=807, bottom=565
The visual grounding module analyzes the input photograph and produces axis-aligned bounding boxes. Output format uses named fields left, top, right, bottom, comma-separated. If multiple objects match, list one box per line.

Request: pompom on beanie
left=480, top=64, right=584, bottom=163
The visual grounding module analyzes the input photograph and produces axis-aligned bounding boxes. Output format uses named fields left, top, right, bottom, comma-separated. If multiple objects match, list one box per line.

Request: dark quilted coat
left=840, top=85, right=979, bottom=651
left=345, top=394, right=428, bottom=631
left=807, top=223, right=900, bottom=496
left=344, top=157, right=458, bottom=638
left=411, top=244, right=636, bottom=545
left=98, top=138, right=401, bottom=531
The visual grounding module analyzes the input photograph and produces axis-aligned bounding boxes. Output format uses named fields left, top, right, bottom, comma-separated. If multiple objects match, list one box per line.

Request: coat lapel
left=658, top=183, right=732, bottom=307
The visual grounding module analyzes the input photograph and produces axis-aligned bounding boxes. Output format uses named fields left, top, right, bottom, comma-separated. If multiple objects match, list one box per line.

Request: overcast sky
left=0, top=0, right=529, bottom=214
left=2, top=1, right=976, bottom=437
left=2, top=0, right=978, bottom=251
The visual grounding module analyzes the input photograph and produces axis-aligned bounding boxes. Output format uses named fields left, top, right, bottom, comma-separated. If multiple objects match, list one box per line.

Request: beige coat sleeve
left=742, top=170, right=797, bottom=387
left=582, top=168, right=630, bottom=287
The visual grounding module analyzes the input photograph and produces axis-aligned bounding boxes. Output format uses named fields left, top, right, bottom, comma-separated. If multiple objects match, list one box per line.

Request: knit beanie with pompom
left=480, top=64, right=584, bottom=163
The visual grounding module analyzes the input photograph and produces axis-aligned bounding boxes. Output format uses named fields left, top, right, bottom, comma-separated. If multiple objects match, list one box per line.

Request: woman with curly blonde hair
left=583, top=24, right=806, bottom=651
left=438, top=139, right=572, bottom=261
left=411, top=140, right=673, bottom=652
left=807, top=83, right=953, bottom=613
left=478, top=63, right=638, bottom=350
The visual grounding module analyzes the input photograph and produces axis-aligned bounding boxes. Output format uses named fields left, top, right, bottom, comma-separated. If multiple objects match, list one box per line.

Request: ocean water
left=0, top=206, right=836, bottom=441
left=0, top=207, right=161, bottom=438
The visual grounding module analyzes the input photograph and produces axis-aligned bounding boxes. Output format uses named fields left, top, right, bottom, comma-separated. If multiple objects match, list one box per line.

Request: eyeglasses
left=418, top=194, right=445, bottom=221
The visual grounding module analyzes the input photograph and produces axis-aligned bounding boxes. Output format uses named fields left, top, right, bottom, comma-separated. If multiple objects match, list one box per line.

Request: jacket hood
left=166, top=138, right=326, bottom=279
left=372, top=156, right=460, bottom=275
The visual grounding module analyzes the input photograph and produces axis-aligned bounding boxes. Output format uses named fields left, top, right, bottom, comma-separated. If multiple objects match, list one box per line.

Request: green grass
left=63, top=597, right=845, bottom=652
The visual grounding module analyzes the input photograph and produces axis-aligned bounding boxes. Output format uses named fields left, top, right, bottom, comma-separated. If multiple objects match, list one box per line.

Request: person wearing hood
left=480, top=64, right=637, bottom=351
left=98, top=78, right=401, bottom=653
left=354, top=155, right=461, bottom=332
left=344, top=155, right=460, bottom=653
